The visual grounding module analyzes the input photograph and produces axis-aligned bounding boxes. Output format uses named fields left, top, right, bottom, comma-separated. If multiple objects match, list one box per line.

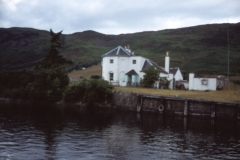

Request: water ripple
left=0, top=109, right=239, bottom=160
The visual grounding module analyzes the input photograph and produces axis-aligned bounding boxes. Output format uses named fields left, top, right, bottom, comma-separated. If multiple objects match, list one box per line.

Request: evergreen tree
left=28, top=29, right=70, bottom=103
left=40, top=29, right=70, bottom=69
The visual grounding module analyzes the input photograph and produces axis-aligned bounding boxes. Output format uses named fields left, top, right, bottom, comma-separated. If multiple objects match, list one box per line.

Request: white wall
left=189, top=73, right=217, bottom=91
left=118, top=57, right=129, bottom=86
left=189, top=73, right=194, bottom=90
left=102, top=56, right=148, bottom=86
left=167, top=73, right=174, bottom=89
left=102, top=56, right=120, bottom=83
left=160, top=72, right=168, bottom=78
left=183, top=82, right=189, bottom=90
left=174, top=69, right=183, bottom=81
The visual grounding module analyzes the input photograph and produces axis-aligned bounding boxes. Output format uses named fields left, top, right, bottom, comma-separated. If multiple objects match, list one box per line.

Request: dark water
left=0, top=104, right=239, bottom=160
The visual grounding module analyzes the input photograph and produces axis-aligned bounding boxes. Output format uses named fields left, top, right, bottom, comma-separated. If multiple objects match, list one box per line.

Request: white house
left=101, top=46, right=183, bottom=89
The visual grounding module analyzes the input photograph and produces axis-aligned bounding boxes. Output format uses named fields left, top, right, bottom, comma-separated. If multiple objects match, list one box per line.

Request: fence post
left=137, top=96, right=142, bottom=112
left=184, top=100, right=188, bottom=116
left=237, top=104, right=240, bottom=120
left=211, top=104, right=216, bottom=118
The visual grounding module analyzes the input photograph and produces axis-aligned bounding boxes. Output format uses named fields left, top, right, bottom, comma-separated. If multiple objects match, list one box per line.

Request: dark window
left=110, top=73, right=114, bottom=81
left=133, top=60, right=136, bottom=64
left=110, top=59, right=114, bottom=63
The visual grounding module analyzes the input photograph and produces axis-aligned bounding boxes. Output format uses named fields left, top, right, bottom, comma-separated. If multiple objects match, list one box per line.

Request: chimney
left=165, top=51, right=170, bottom=73
left=125, top=45, right=131, bottom=53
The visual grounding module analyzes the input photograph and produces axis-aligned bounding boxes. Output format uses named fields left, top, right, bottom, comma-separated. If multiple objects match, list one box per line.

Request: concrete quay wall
left=111, top=91, right=240, bottom=120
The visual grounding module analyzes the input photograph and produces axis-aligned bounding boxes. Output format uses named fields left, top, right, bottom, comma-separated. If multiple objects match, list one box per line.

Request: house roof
left=125, top=69, right=139, bottom=76
left=102, top=46, right=132, bottom=57
left=141, top=59, right=168, bottom=74
left=141, top=59, right=152, bottom=71
left=170, top=68, right=178, bottom=75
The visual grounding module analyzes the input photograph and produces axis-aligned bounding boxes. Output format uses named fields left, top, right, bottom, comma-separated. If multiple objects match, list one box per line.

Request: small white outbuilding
left=189, top=73, right=217, bottom=91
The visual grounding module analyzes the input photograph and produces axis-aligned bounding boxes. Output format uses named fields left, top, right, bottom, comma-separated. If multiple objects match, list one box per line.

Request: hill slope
left=0, top=23, right=240, bottom=75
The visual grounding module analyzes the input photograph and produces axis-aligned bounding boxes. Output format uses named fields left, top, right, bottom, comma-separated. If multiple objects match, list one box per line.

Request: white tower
left=165, top=52, right=170, bottom=73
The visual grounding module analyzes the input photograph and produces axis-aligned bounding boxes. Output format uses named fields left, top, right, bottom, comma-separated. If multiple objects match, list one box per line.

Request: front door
left=128, top=75, right=132, bottom=86
left=119, top=72, right=125, bottom=86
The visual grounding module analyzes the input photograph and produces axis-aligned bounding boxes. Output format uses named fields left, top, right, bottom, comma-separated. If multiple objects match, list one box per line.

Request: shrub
left=26, top=66, right=69, bottom=102
left=90, top=75, right=101, bottom=79
left=63, top=80, right=87, bottom=102
left=159, top=77, right=170, bottom=89
left=63, top=79, right=113, bottom=107
left=84, top=79, right=113, bottom=106
left=142, top=66, right=160, bottom=87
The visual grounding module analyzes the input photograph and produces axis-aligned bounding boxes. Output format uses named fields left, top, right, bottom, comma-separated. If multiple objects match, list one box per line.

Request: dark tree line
left=0, top=29, right=114, bottom=106
left=0, top=29, right=70, bottom=103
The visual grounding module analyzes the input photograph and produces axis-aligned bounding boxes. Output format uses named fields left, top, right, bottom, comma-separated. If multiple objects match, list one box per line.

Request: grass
left=230, top=76, right=240, bottom=81
left=68, top=65, right=101, bottom=79
left=67, top=65, right=240, bottom=103
left=114, top=85, right=240, bottom=103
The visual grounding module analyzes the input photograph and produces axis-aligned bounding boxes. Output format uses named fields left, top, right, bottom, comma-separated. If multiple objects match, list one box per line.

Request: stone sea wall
left=111, top=90, right=240, bottom=120
left=1, top=91, right=240, bottom=120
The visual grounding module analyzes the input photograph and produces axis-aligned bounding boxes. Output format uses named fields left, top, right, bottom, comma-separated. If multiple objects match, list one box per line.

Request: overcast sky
left=1, top=0, right=239, bottom=35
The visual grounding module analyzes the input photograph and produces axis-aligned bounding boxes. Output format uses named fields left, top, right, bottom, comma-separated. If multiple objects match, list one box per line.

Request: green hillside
left=0, top=23, right=240, bottom=75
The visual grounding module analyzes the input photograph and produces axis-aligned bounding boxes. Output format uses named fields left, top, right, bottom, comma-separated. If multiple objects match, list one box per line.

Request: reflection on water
left=0, top=104, right=239, bottom=160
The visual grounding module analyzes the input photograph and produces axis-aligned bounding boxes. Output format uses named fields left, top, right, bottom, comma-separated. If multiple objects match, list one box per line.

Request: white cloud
left=163, top=17, right=204, bottom=29
left=2, top=0, right=22, bottom=11
left=0, top=0, right=239, bottom=34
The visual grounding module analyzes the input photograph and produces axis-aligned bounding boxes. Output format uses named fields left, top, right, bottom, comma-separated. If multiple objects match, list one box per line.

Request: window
left=132, top=60, right=136, bottom=64
left=110, top=59, right=114, bottom=63
left=109, top=73, right=114, bottom=81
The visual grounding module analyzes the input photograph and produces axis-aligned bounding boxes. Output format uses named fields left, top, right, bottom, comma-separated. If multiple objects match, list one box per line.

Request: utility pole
left=227, top=22, right=230, bottom=79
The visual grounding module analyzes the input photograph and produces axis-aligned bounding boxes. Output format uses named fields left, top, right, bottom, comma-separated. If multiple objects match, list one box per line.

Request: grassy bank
left=68, top=65, right=240, bottom=103
left=114, top=85, right=240, bottom=103
left=68, top=65, right=101, bottom=79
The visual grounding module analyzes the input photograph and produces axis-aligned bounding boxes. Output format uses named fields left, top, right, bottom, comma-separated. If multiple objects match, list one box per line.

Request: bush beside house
left=63, top=79, right=113, bottom=107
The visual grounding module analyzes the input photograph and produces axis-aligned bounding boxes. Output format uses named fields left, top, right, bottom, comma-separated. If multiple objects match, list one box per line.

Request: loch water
left=0, top=104, right=239, bottom=160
